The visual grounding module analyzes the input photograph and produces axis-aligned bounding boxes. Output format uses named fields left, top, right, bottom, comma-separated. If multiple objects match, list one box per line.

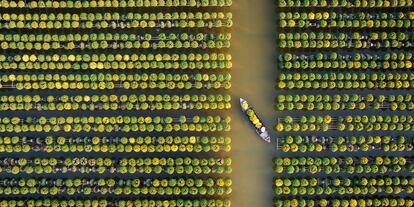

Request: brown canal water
left=229, top=0, right=278, bottom=206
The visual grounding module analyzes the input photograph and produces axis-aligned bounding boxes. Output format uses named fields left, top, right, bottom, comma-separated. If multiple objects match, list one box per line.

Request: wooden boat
left=239, top=98, right=271, bottom=143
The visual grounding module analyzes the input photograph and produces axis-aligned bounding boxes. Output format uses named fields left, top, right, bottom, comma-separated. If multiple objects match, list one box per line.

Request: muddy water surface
left=229, top=0, right=278, bottom=206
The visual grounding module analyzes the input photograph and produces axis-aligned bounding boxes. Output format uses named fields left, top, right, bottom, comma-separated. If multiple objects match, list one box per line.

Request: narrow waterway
left=229, top=0, right=277, bottom=206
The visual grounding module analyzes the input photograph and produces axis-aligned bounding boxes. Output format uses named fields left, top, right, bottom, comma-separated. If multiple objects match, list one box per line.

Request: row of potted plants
left=0, top=136, right=232, bottom=153
left=1, top=0, right=233, bottom=8
left=0, top=52, right=232, bottom=70
left=0, top=157, right=232, bottom=175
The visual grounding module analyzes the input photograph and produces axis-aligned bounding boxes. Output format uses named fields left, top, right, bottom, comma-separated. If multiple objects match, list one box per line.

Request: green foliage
left=275, top=1, right=412, bottom=204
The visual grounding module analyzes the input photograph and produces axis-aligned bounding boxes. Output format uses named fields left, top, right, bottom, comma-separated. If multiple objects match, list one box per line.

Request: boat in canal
left=239, top=98, right=271, bottom=143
